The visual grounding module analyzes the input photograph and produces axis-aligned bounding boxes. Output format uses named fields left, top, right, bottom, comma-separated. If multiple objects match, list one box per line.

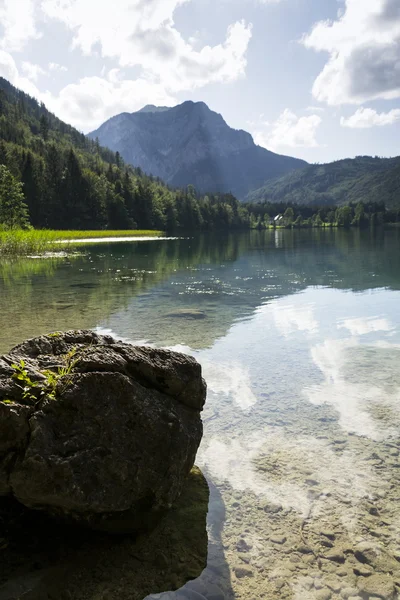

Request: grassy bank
left=0, top=229, right=163, bottom=256
left=52, top=230, right=163, bottom=241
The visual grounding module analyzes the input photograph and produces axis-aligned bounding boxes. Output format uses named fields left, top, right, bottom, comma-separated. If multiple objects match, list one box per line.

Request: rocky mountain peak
left=89, top=101, right=307, bottom=198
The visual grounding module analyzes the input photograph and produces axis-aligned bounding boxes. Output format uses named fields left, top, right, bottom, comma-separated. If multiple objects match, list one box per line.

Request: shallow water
left=1, top=229, right=400, bottom=600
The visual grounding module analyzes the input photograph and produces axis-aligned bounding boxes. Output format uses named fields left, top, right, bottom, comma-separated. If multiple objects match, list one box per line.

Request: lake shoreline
left=0, top=229, right=163, bottom=256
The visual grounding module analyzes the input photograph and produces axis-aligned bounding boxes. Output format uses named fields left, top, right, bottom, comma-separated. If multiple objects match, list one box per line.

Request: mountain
left=88, top=101, right=307, bottom=199
left=246, top=156, right=400, bottom=208
left=136, top=105, right=171, bottom=114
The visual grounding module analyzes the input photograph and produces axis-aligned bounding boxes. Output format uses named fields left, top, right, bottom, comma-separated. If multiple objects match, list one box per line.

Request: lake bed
left=1, top=229, right=400, bottom=600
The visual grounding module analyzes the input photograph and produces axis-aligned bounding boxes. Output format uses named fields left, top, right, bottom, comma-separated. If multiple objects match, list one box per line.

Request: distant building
left=274, top=214, right=284, bottom=224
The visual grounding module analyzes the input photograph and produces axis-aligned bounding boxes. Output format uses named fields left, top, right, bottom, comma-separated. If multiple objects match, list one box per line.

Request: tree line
left=0, top=76, right=399, bottom=232
left=247, top=201, right=400, bottom=229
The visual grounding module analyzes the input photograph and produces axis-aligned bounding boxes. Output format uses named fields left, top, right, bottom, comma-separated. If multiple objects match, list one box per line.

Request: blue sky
left=0, top=0, right=399, bottom=163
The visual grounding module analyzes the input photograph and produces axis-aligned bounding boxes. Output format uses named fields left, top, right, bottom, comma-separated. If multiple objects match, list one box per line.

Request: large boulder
left=0, top=330, right=206, bottom=531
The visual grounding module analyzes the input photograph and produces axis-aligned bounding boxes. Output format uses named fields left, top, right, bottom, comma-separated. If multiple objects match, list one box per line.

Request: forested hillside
left=247, top=156, right=400, bottom=208
left=0, top=77, right=251, bottom=231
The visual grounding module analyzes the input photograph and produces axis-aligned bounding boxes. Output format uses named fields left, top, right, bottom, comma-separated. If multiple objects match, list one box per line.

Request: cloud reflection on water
left=201, top=360, right=257, bottom=412
left=164, top=344, right=258, bottom=413
left=337, top=316, right=394, bottom=336
left=305, top=337, right=400, bottom=440
left=271, top=302, right=319, bottom=338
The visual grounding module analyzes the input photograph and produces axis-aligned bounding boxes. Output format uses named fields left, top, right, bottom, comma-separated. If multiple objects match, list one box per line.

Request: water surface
left=1, top=229, right=400, bottom=600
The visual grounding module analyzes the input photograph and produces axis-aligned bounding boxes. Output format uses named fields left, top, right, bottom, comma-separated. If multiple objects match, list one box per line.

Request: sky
left=0, top=0, right=399, bottom=163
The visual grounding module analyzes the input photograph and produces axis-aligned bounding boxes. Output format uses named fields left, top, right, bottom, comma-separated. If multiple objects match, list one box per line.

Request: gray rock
left=354, top=542, right=380, bottom=566
left=323, top=550, right=345, bottom=563
left=315, top=590, right=332, bottom=600
left=0, top=401, right=31, bottom=495
left=0, top=331, right=206, bottom=531
left=341, top=588, right=360, bottom=599
left=320, top=530, right=336, bottom=540
left=236, top=538, right=252, bottom=552
left=357, top=573, right=395, bottom=599
left=353, top=564, right=373, bottom=577
left=234, top=566, right=254, bottom=579
left=297, top=545, right=313, bottom=554
left=270, top=535, right=287, bottom=544
left=325, top=577, right=343, bottom=593
left=263, top=502, right=282, bottom=514
left=300, top=576, right=314, bottom=590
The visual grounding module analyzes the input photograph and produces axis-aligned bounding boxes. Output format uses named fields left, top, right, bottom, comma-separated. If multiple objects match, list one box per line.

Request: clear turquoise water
left=1, top=228, right=400, bottom=600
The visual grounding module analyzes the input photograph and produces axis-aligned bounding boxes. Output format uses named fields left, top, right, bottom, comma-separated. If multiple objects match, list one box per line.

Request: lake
left=1, top=228, right=400, bottom=600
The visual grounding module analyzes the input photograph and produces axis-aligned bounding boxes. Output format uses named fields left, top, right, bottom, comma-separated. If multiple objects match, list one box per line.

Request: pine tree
left=0, top=165, right=30, bottom=228
left=40, top=114, right=49, bottom=141
left=61, top=149, right=84, bottom=228
left=21, top=152, right=43, bottom=226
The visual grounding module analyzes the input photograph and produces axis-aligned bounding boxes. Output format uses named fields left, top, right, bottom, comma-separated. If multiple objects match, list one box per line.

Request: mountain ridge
left=88, top=101, right=307, bottom=199
left=246, top=155, right=400, bottom=208
left=136, top=105, right=172, bottom=114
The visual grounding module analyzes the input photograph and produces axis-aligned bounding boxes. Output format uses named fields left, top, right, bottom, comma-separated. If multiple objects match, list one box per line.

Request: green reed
left=0, top=229, right=163, bottom=256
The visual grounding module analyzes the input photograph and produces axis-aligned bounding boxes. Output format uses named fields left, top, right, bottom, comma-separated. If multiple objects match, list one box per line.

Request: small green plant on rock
left=42, top=347, right=78, bottom=397
left=11, top=360, right=42, bottom=402
left=11, top=349, right=79, bottom=403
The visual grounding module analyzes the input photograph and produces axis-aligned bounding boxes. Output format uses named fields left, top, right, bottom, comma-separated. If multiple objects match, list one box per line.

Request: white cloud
left=254, top=108, right=322, bottom=150
left=42, top=76, right=177, bottom=132
left=0, top=50, right=172, bottom=133
left=0, top=0, right=40, bottom=52
left=0, top=51, right=42, bottom=98
left=0, top=50, right=19, bottom=85
left=41, top=0, right=252, bottom=93
left=303, top=0, right=400, bottom=105
left=48, top=62, right=68, bottom=73
left=306, top=105, right=324, bottom=113
left=341, top=107, right=400, bottom=128
left=21, top=61, right=47, bottom=81
left=0, top=0, right=252, bottom=132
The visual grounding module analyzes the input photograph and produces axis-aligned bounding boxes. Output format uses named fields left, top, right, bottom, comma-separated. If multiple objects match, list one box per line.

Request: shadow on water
left=145, top=476, right=235, bottom=600
left=0, top=469, right=209, bottom=600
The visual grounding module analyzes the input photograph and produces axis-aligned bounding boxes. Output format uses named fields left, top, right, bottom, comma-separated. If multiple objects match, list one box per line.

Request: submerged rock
left=0, top=330, right=206, bottom=532
left=165, top=309, right=207, bottom=320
